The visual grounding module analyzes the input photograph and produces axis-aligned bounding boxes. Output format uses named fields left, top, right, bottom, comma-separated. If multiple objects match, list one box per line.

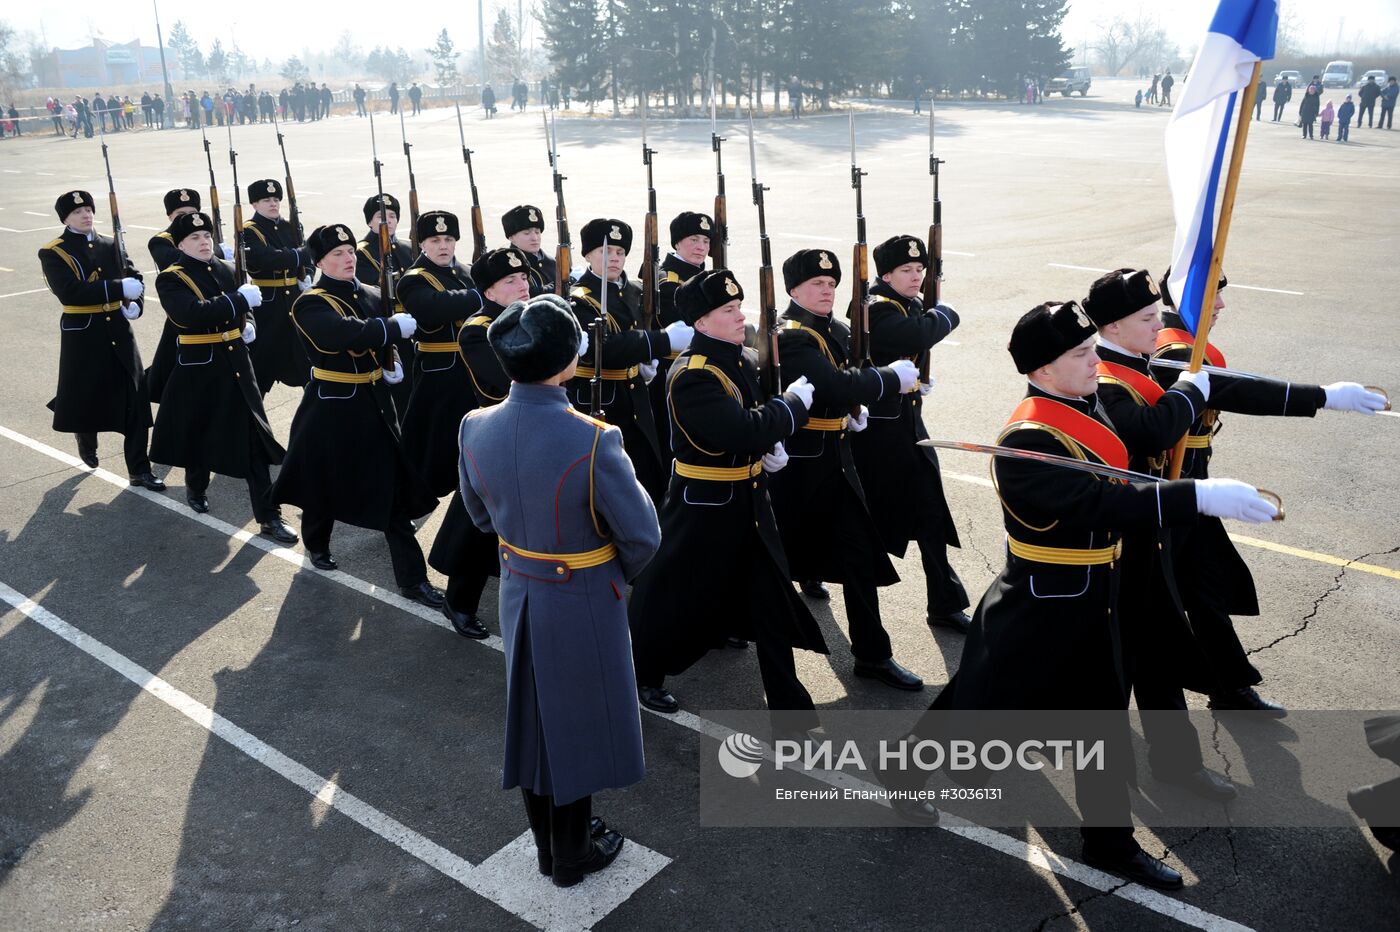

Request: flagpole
left=1167, top=59, right=1263, bottom=480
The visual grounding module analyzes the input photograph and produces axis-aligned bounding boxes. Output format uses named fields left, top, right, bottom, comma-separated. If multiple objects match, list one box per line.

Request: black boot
left=75, top=432, right=99, bottom=468
left=521, top=789, right=553, bottom=876
left=550, top=795, right=624, bottom=888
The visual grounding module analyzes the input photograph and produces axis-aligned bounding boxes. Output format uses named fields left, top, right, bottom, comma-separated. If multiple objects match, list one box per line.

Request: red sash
left=1096, top=361, right=1165, bottom=405
left=1155, top=328, right=1226, bottom=368
left=1003, top=397, right=1129, bottom=471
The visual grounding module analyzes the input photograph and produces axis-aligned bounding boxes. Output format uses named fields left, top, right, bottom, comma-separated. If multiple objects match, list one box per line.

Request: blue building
left=36, top=39, right=171, bottom=90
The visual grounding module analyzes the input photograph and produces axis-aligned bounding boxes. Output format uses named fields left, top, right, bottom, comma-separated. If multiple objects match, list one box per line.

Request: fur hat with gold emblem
left=501, top=204, right=546, bottom=238
left=675, top=269, right=744, bottom=325
left=1009, top=300, right=1097, bottom=374
left=306, top=223, right=357, bottom=262
left=169, top=211, right=215, bottom=245
left=782, top=248, right=842, bottom=293
left=416, top=210, right=460, bottom=242
left=668, top=211, right=714, bottom=247
left=580, top=217, right=633, bottom=256
left=470, top=245, right=530, bottom=291
left=873, top=234, right=929, bottom=276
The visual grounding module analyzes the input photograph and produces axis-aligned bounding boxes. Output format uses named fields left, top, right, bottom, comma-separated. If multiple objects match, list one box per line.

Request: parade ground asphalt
left=1, top=77, right=1397, bottom=930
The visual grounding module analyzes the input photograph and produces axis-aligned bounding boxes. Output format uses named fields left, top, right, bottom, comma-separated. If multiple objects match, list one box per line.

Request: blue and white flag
left=1165, top=0, right=1277, bottom=334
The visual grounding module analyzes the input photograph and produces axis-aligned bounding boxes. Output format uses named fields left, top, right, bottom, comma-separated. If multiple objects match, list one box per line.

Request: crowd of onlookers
left=1263, top=72, right=1397, bottom=140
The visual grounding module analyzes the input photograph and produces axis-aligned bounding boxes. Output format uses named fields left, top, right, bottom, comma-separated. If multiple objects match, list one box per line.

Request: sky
left=10, top=0, right=1400, bottom=64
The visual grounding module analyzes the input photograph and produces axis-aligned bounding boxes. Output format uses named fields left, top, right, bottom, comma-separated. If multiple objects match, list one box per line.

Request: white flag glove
left=389, top=312, right=417, bottom=339
left=577, top=327, right=589, bottom=358
left=849, top=405, right=869, bottom=432
left=784, top=375, right=814, bottom=409
left=120, top=301, right=141, bottom=320
left=1195, top=478, right=1278, bottom=523
left=236, top=283, right=263, bottom=309
left=1322, top=382, right=1387, bottom=415
left=662, top=320, right=694, bottom=354
left=220, top=244, right=235, bottom=261
left=298, top=275, right=314, bottom=292
left=889, top=358, right=919, bottom=393
left=640, top=359, right=658, bottom=384
left=919, top=369, right=935, bottom=396
left=241, top=319, right=257, bottom=344
left=1174, top=369, right=1211, bottom=403
left=383, top=359, right=405, bottom=384
left=762, top=442, right=789, bottom=473
left=120, top=277, right=144, bottom=300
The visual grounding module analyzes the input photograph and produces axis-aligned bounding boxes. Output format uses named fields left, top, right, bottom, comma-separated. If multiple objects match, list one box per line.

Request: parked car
left=1359, top=69, right=1389, bottom=88
left=1274, top=69, right=1302, bottom=86
left=1322, top=61, right=1355, bottom=88
left=1046, top=66, right=1092, bottom=97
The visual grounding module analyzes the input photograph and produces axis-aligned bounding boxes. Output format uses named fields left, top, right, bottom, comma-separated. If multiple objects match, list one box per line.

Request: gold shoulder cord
left=989, top=421, right=1096, bottom=532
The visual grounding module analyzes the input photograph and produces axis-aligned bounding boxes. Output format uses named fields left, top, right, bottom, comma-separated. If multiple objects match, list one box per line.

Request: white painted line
left=0, top=288, right=48, bottom=299
left=944, top=249, right=976, bottom=257
left=0, top=226, right=57, bottom=234
left=0, top=266, right=13, bottom=272
left=941, top=339, right=961, bottom=347
left=0, top=581, right=671, bottom=932
left=23, top=210, right=47, bottom=216
left=0, top=421, right=1252, bottom=930
left=36, top=171, right=54, bottom=176
left=943, top=469, right=992, bottom=488
left=1048, top=262, right=1110, bottom=273
left=1228, top=284, right=1305, bottom=296
left=4, top=169, right=22, bottom=174
left=1046, top=264, right=1303, bottom=296
left=126, top=224, right=161, bottom=231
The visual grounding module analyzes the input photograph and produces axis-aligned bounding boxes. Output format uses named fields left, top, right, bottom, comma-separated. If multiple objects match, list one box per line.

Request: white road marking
left=0, top=423, right=1257, bottom=930
left=1227, top=284, right=1305, bottom=296
left=0, top=581, right=671, bottom=932
left=4, top=169, right=22, bottom=174
left=1046, top=264, right=1303, bottom=296
left=0, top=226, right=58, bottom=234
left=0, top=288, right=49, bottom=299
left=1047, top=262, right=1109, bottom=273
left=0, top=266, right=13, bottom=272
left=125, top=224, right=161, bottom=231
left=23, top=210, right=48, bottom=216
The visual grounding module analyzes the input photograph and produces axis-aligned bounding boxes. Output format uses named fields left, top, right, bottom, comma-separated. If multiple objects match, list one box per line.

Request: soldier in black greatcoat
left=271, top=223, right=443, bottom=607
left=628, top=270, right=826, bottom=716
left=356, top=193, right=417, bottom=414
left=149, top=211, right=297, bottom=543
left=146, top=187, right=211, bottom=406
left=502, top=204, right=558, bottom=296
left=38, top=190, right=163, bottom=490
left=851, top=234, right=971, bottom=634
left=768, top=249, right=924, bottom=691
left=564, top=218, right=694, bottom=504
left=241, top=178, right=313, bottom=394
left=1152, top=269, right=1386, bottom=714
left=649, top=211, right=713, bottom=464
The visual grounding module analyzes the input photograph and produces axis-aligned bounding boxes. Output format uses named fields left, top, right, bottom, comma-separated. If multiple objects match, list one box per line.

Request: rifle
left=709, top=82, right=728, bottom=271
left=747, top=109, right=780, bottom=400
left=398, top=107, right=421, bottom=255
left=96, top=118, right=131, bottom=279
left=225, top=123, right=248, bottom=327
left=547, top=113, right=572, bottom=293
left=847, top=112, right=870, bottom=395
left=640, top=93, right=659, bottom=330
left=591, top=241, right=608, bottom=420
left=918, top=101, right=943, bottom=387
left=271, top=112, right=305, bottom=247
left=455, top=101, right=488, bottom=261
left=200, top=126, right=226, bottom=249
left=369, top=111, right=402, bottom=372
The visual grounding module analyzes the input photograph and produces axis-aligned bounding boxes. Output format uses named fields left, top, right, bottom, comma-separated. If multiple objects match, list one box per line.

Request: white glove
left=889, top=358, right=919, bottom=393
left=1175, top=369, right=1211, bottom=403
left=120, top=301, right=141, bottom=320
left=298, top=275, right=313, bottom=292
left=762, top=442, right=789, bottom=473
left=383, top=360, right=404, bottom=384
left=241, top=319, right=257, bottom=344
left=578, top=327, right=589, bottom=358
left=121, top=277, right=144, bottom=300
left=640, top=360, right=658, bottom=384
left=1322, top=381, right=1387, bottom=415
left=237, top=283, right=263, bottom=309
left=389, top=312, right=417, bottom=339
left=919, top=370, right=935, bottom=396
left=1195, top=478, right=1278, bottom=523
left=784, top=375, right=814, bottom=409
left=220, top=244, right=235, bottom=261
left=663, top=320, right=694, bottom=354
left=849, top=405, right=869, bottom=432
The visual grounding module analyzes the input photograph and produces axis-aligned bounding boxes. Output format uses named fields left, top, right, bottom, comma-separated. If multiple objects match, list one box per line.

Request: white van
left=1322, top=61, right=1355, bottom=88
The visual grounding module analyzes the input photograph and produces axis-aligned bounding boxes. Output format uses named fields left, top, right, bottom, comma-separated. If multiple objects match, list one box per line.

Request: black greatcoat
left=1152, top=310, right=1326, bottom=689
left=629, top=332, right=828, bottom=674
left=355, top=233, right=417, bottom=413
left=427, top=300, right=510, bottom=581
left=565, top=269, right=674, bottom=503
left=150, top=257, right=284, bottom=476
left=524, top=249, right=558, bottom=297
left=650, top=251, right=704, bottom=462
left=241, top=209, right=310, bottom=391
left=39, top=227, right=152, bottom=434
left=767, top=303, right=900, bottom=586
left=145, top=226, right=182, bottom=404
left=271, top=276, right=437, bottom=530
left=395, top=252, right=483, bottom=496
left=850, top=281, right=962, bottom=557
left=934, top=386, right=1200, bottom=712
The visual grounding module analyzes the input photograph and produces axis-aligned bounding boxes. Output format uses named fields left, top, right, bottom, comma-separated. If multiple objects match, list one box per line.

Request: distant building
left=35, top=39, right=171, bottom=89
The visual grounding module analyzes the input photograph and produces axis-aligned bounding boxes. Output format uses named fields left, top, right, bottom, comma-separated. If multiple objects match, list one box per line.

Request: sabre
left=919, top=438, right=1285, bottom=520
left=1151, top=357, right=1393, bottom=412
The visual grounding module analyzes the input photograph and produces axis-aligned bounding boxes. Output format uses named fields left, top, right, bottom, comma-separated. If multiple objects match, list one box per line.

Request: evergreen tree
left=430, top=28, right=459, bottom=85
left=281, top=56, right=309, bottom=83
left=489, top=8, right=522, bottom=85
left=538, top=0, right=609, bottom=109
left=168, top=20, right=203, bottom=79
left=207, top=39, right=228, bottom=84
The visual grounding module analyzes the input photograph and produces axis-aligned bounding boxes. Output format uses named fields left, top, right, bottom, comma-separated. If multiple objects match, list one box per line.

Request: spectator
left=1272, top=78, right=1292, bottom=121
left=1254, top=75, right=1266, bottom=120
left=152, top=94, right=165, bottom=129
left=202, top=91, right=214, bottom=127
left=1148, top=73, right=1159, bottom=104
left=482, top=84, right=496, bottom=118
left=389, top=81, right=400, bottom=115
left=1306, top=74, right=1323, bottom=98
left=123, top=95, right=135, bottom=129
left=320, top=83, right=333, bottom=119
left=1319, top=99, right=1334, bottom=139
left=1135, top=88, right=1143, bottom=108
left=3, top=103, right=16, bottom=138
left=50, top=97, right=64, bottom=135
left=1337, top=94, right=1354, bottom=142
left=1160, top=71, right=1175, bottom=106
left=1298, top=85, right=1320, bottom=139
left=141, top=91, right=153, bottom=127
left=354, top=84, right=366, bottom=117
left=63, top=101, right=78, bottom=137
left=409, top=81, right=422, bottom=115
left=788, top=76, right=802, bottom=118
left=1357, top=74, right=1381, bottom=128
left=1381, top=77, right=1398, bottom=130
left=79, top=96, right=93, bottom=137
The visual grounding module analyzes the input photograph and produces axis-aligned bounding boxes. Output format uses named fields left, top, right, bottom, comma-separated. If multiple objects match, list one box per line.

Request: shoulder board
left=163, top=262, right=183, bottom=273
left=401, top=266, right=424, bottom=277
left=686, top=354, right=709, bottom=370
left=567, top=407, right=608, bottom=429
left=155, top=231, right=174, bottom=243
left=662, top=270, right=682, bottom=284
left=464, top=315, right=493, bottom=328
left=42, top=238, right=64, bottom=250
left=570, top=285, right=593, bottom=298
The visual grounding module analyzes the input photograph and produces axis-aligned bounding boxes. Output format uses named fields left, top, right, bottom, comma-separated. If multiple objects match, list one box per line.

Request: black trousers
left=76, top=403, right=151, bottom=476
left=301, top=506, right=427, bottom=588
left=446, top=572, right=489, bottom=615
left=835, top=490, right=893, bottom=663
left=186, top=458, right=277, bottom=523
left=1273, top=101, right=1286, bottom=121
left=917, top=529, right=970, bottom=616
left=1132, top=677, right=1204, bottom=777
left=1359, top=100, right=1375, bottom=125
left=1381, top=105, right=1394, bottom=129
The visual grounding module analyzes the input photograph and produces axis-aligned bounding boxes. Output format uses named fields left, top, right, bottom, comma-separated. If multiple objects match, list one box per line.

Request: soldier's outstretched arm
left=1155, top=344, right=1325, bottom=417
left=1099, top=380, right=1205, bottom=455
left=781, top=334, right=900, bottom=409
left=398, top=272, right=483, bottom=327
left=590, top=427, right=661, bottom=581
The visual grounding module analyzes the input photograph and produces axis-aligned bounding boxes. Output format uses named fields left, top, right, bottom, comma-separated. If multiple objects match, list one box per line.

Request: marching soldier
left=148, top=187, right=223, bottom=407
left=149, top=211, right=297, bottom=543
left=628, top=270, right=826, bottom=715
left=565, top=218, right=694, bottom=504
left=501, top=204, right=558, bottom=296
left=851, top=234, right=971, bottom=635
left=457, top=294, right=660, bottom=887
left=39, top=190, right=163, bottom=490
left=1084, top=268, right=1233, bottom=801
left=649, top=210, right=713, bottom=463
left=1153, top=270, right=1387, bottom=714
left=357, top=194, right=417, bottom=413
left=270, top=223, right=443, bottom=608
left=884, top=301, right=1278, bottom=889
left=242, top=178, right=313, bottom=395
left=768, top=249, right=924, bottom=690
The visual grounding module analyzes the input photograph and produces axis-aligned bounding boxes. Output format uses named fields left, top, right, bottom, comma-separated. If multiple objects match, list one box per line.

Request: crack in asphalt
left=0, top=466, right=78, bottom=491
left=1029, top=878, right=1133, bottom=931
left=1246, top=545, right=1400, bottom=656
left=1206, top=716, right=1245, bottom=888
left=961, top=518, right=1000, bottom=580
